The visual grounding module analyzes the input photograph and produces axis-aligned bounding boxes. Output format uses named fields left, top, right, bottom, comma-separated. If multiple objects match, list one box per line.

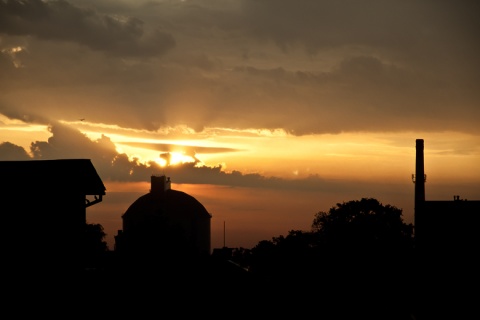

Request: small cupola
left=150, top=175, right=171, bottom=194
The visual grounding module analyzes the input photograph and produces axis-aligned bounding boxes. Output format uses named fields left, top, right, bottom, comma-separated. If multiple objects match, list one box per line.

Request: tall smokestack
left=415, top=139, right=425, bottom=209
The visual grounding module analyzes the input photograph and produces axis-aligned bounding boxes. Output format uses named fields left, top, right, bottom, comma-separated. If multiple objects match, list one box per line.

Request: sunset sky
left=1, top=0, right=479, bottom=251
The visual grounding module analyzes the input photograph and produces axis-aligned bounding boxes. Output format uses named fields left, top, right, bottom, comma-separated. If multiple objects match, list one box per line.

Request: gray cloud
left=0, top=141, right=31, bottom=160
left=0, top=0, right=175, bottom=57
left=240, top=1, right=480, bottom=60
left=0, top=0, right=479, bottom=136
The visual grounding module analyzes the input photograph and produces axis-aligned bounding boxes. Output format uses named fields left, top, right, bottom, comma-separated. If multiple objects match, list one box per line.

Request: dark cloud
left=0, top=141, right=31, bottom=160
left=240, top=1, right=480, bottom=57
left=0, top=0, right=175, bottom=57
left=0, top=0, right=479, bottom=136
left=0, top=105, right=50, bottom=125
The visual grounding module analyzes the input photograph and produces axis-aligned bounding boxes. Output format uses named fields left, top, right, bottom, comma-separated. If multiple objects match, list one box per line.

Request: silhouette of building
left=412, top=139, right=480, bottom=317
left=413, top=139, right=480, bottom=258
left=0, top=159, right=106, bottom=273
left=114, top=175, right=211, bottom=265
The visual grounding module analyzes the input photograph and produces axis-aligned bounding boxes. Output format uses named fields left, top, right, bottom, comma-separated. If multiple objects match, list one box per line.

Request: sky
left=1, top=0, right=479, bottom=251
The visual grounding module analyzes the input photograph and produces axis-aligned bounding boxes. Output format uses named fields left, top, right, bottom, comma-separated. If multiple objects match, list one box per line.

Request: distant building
left=114, top=175, right=211, bottom=265
left=413, top=139, right=480, bottom=259
left=0, top=159, right=106, bottom=273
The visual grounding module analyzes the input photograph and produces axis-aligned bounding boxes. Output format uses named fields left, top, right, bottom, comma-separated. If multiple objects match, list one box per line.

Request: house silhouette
left=0, top=159, right=106, bottom=274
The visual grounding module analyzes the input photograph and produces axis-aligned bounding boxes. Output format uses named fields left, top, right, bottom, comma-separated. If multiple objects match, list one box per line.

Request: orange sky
left=1, top=1, right=479, bottom=250
left=86, top=180, right=415, bottom=250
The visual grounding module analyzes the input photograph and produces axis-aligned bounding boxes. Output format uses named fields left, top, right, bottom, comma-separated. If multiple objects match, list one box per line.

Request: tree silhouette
left=310, top=197, right=416, bottom=316
left=83, top=222, right=109, bottom=269
left=311, top=197, right=414, bottom=255
left=247, top=229, right=320, bottom=281
left=245, top=198, right=414, bottom=285
left=244, top=198, right=417, bottom=319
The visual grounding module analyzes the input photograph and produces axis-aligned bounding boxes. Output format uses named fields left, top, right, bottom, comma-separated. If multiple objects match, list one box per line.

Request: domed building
left=114, top=175, right=211, bottom=264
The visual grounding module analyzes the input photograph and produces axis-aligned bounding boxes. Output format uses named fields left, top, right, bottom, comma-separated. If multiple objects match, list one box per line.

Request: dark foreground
left=5, top=252, right=479, bottom=320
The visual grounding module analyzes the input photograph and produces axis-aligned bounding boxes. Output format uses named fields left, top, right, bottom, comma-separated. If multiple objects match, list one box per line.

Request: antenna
left=223, top=220, right=226, bottom=248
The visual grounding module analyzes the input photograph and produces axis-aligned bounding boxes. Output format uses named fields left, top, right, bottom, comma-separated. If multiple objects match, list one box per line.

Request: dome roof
left=122, top=188, right=211, bottom=221
left=115, top=176, right=211, bottom=259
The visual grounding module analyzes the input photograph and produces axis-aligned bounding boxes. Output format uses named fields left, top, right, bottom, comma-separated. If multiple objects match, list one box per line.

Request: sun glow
left=153, top=152, right=196, bottom=166
left=56, top=120, right=480, bottom=183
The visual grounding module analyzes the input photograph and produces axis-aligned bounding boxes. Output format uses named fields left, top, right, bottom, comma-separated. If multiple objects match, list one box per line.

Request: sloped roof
left=0, top=159, right=106, bottom=195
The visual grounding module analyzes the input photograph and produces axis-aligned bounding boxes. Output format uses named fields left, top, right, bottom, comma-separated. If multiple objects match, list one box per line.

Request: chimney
left=150, top=175, right=171, bottom=194
left=414, top=139, right=426, bottom=211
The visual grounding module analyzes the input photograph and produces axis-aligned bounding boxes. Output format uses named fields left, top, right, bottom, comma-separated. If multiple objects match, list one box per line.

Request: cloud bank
left=0, top=0, right=478, bottom=135
left=0, top=123, right=338, bottom=190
